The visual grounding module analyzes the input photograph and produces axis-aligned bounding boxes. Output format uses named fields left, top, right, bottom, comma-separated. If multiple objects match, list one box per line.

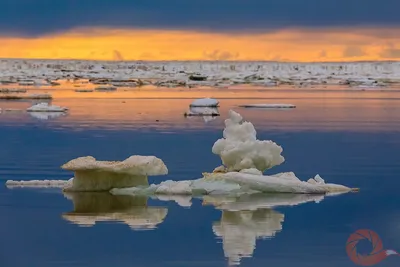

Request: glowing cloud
left=0, top=27, right=400, bottom=61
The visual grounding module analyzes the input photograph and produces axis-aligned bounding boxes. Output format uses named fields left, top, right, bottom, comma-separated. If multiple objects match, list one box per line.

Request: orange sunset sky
left=2, top=0, right=400, bottom=62
left=1, top=27, right=400, bottom=62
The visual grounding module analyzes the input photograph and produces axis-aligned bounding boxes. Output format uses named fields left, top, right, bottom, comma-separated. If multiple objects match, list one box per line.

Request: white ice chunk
left=61, top=155, right=168, bottom=192
left=239, top=104, right=296, bottom=109
left=27, top=102, right=68, bottom=112
left=190, top=98, right=219, bottom=107
left=212, top=110, right=285, bottom=172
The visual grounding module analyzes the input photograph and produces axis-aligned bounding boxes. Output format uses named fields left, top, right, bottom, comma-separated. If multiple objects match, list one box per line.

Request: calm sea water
left=1, top=87, right=400, bottom=267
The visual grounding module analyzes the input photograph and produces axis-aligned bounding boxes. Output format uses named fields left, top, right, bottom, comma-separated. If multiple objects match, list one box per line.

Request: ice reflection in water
left=62, top=192, right=168, bottom=231
left=205, top=193, right=326, bottom=265
left=29, top=112, right=67, bottom=120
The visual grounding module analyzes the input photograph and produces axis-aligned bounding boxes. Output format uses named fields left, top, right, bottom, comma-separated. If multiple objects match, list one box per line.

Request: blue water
left=1, top=92, right=400, bottom=267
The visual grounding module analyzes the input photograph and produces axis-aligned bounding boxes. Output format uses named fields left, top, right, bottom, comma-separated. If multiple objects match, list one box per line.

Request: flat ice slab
left=239, top=104, right=296, bottom=108
left=6, top=179, right=72, bottom=188
left=190, top=98, right=219, bottom=107
left=27, top=102, right=68, bottom=112
left=204, top=171, right=353, bottom=194
left=111, top=171, right=354, bottom=197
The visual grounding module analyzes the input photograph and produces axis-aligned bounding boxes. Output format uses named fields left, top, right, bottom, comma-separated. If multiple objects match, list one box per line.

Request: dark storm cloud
left=2, top=0, right=400, bottom=36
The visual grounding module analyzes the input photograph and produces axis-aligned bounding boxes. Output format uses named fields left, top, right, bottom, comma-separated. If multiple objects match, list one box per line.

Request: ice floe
left=61, top=155, right=168, bottom=192
left=27, top=102, right=68, bottom=112
left=112, top=110, right=355, bottom=196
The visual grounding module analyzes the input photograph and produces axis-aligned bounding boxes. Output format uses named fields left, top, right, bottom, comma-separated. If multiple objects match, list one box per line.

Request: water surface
left=1, top=87, right=399, bottom=267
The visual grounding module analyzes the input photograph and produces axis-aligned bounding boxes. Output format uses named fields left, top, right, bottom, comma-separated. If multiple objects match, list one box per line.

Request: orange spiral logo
left=346, top=229, right=398, bottom=266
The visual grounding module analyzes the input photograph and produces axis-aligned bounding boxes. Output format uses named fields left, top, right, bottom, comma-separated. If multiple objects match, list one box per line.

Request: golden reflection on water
left=0, top=87, right=399, bottom=132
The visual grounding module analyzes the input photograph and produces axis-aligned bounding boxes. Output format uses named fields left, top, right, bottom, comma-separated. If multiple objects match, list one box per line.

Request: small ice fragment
left=239, top=104, right=296, bottom=109
left=27, top=102, right=68, bottom=112
left=190, top=98, right=219, bottom=107
left=314, top=174, right=325, bottom=184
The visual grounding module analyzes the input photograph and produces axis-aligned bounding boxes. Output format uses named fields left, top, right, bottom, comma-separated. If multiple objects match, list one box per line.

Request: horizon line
left=1, top=57, right=400, bottom=64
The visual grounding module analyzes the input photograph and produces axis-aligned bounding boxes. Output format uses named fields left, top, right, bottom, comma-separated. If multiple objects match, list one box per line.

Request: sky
left=1, top=0, right=400, bottom=61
